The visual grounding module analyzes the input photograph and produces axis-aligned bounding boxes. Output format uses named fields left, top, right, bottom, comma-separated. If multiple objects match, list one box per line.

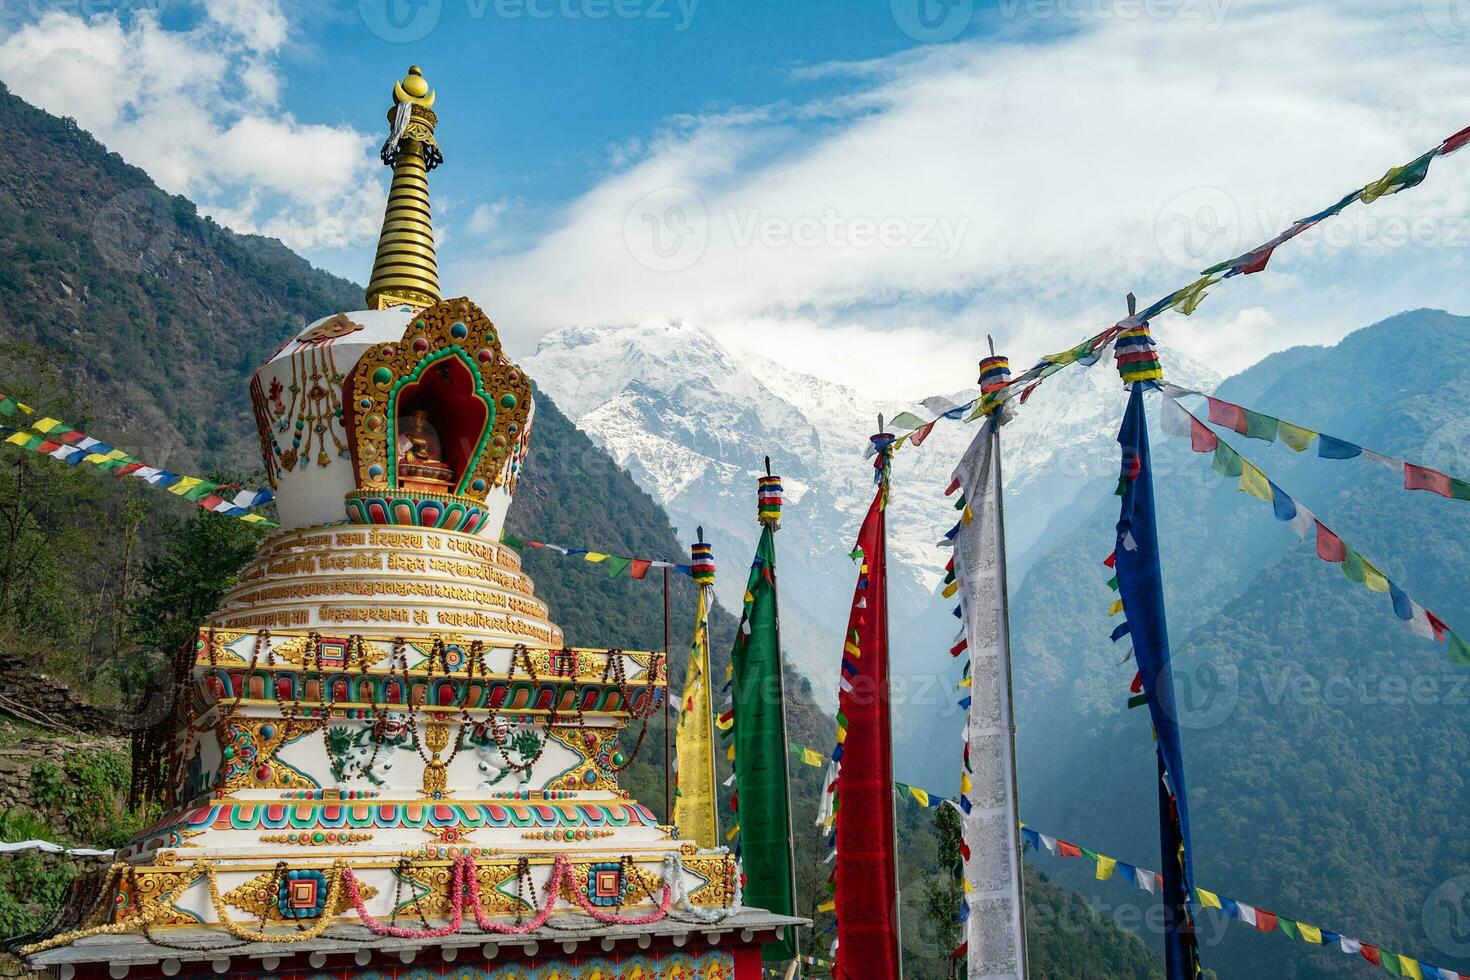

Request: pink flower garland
left=340, top=852, right=675, bottom=938
left=342, top=857, right=465, bottom=939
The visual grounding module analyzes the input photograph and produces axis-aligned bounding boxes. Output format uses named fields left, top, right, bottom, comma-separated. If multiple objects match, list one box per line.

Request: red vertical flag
left=831, top=473, right=901, bottom=980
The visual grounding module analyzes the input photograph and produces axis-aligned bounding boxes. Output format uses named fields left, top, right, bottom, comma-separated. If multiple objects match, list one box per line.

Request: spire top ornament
left=366, top=65, right=443, bottom=311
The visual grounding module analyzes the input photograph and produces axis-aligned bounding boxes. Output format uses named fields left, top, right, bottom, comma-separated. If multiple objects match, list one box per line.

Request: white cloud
left=0, top=6, right=382, bottom=262
left=467, top=198, right=515, bottom=237
left=455, top=0, right=1470, bottom=395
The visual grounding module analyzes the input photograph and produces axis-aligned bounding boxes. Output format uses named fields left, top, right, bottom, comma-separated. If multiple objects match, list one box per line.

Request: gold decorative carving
left=347, top=296, right=533, bottom=502
left=221, top=869, right=373, bottom=921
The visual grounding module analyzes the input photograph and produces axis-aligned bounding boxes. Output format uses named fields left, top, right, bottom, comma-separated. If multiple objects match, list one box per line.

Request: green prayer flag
left=182, top=482, right=218, bottom=502
left=501, top=532, right=525, bottom=549
left=1243, top=410, right=1280, bottom=443
left=0, top=397, right=16, bottom=417
left=1381, top=951, right=1404, bottom=976
left=849, top=547, right=864, bottom=561
left=605, top=556, right=632, bottom=578
left=1212, top=443, right=1244, bottom=478
left=1448, top=632, right=1470, bottom=667
left=888, top=411, right=927, bottom=431
left=1452, top=479, right=1470, bottom=501
left=730, top=524, right=798, bottom=961
left=1278, top=918, right=1298, bottom=940
left=1343, top=548, right=1367, bottom=586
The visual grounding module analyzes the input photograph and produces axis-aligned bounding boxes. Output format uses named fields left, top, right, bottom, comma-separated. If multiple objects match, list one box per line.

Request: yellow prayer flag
left=715, top=714, right=733, bottom=731
left=1398, top=955, right=1423, bottom=979
left=5, top=432, right=29, bottom=446
left=910, top=787, right=930, bottom=807
left=725, top=824, right=740, bottom=842
left=962, top=505, right=974, bottom=525
left=817, top=900, right=835, bottom=913
left=941, top=580, right=959, bottom=599
left=802, top=748, right=823, bottom=767
left=960, top=772, right=972, bottom=794
left=1362, top=559, right=1390, bottom=593
left=1196, top=888, right=1222, bottom=910
left=1096, top=856, right=1116, bottom=881
left=835, top=727, right=847, bottom=744
left=1239, top=461, right=1273, bottom=501
left=1173, top=275, right=1220, bottom=316
left=1298, top=923, right=1322, bottom=944
left=1108, top=598, right=1124, bottom=616
left=1277, top=420, right=1316, bottom=452
left=169, top=476, right=202, bottom=496
left=957, top=677, right=972, bottom=689
left=962, top=879, right=974, bottom=894
left=31, top=417, right=62, bottom=433
left=674, top=585, right=719, bottom=849
left=584, top=552, right=608, bottom=562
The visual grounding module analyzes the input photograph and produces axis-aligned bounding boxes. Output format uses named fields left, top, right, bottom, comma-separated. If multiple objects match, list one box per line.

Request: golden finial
left=365, top=65, right=442, bottom=311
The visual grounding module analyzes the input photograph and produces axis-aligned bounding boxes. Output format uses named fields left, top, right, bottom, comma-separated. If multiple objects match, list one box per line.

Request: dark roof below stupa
left=25, top=907, right=807, bottom=975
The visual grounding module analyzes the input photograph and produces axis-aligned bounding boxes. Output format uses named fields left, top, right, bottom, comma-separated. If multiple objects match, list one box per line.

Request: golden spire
left=365, top=65, right=442, bottom=311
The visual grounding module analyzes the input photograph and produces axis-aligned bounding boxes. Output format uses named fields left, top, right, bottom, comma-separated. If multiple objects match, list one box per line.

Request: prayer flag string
left=1164, top=384, right=1470, bottom=501
left=0, top=397, right=276, bottom=526
left=1158, top=395, right=1470, bottom=665
left=499, top=532, right=694, bottom=580
left=879, top=121, right=1470, bottom=455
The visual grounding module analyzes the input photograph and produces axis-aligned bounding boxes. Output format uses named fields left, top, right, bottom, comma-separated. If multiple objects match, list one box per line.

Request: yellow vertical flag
left=1297, top=923, right=1323, bottom=944
left=673, top=584, right=719, bottom=849
left=1399, top=955, right=1423, bottom=979
left=1096, top=856, right=1117, bottom=881
left=1195, top=888, right=1222, bottom=910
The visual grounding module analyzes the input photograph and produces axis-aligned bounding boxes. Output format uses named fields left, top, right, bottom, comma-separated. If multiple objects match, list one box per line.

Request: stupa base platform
left=26, top=908, right=803, bottom=979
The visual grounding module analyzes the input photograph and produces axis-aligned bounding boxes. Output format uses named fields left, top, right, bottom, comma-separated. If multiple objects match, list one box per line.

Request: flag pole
left=987, top=334, right=1030, bottom=978
left=663, top=563, right=672, bottom=823
left=765, top=455, right=803, bottom=977
left=879, top=414, right=906, bottom=980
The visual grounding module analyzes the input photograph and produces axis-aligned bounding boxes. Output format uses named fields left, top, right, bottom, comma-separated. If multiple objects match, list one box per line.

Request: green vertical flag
left=731, top=522, right=798, bottom=961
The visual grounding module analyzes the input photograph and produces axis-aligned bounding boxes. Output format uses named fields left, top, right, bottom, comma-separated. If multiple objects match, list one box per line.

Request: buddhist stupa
left=24, top=65, right=799, bottom=980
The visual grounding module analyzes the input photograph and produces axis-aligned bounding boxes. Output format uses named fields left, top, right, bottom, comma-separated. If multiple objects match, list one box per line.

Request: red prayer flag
left=1104, top=551, right=1117, bottom=569
left=1315, top=521, right=1347, bottom=563
left=832, top=487, right=901, bottom=980
left=1444, top=124, right=1470, bottom=155
left=1206, top=397, right=1248, bottom=435
left=1428, top=610, right=1451, bottom=642
left=1240, top=245, right=1277, bottom=274
left=1255, top=910, right=1278, bottom=933
left=629, top=559, right=652, bottom=580
left=1190, top=416, right=1219, bottom=454
left=1360, top=944, right=1382, bottom=966
left=909, top=420, right=937, bottom=446
left=1405, top=463, right=1453, bottom=498
left=1057, top=841, right=1082, bottom=858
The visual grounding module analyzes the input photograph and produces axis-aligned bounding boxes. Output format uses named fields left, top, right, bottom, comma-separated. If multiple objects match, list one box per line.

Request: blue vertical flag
left=1114, top=384, right=1201, bottom=980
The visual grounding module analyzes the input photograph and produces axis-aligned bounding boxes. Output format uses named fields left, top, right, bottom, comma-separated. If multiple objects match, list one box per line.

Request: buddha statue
left=396, top=407, right=455, bottom=491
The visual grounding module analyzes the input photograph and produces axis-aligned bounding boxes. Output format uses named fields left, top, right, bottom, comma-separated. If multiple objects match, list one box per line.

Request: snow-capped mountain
left=525, top=322, right=1219, bottom=761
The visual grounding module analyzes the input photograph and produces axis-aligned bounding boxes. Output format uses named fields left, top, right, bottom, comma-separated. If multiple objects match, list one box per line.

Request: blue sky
left=3, top=0, right=1470, bottom=396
